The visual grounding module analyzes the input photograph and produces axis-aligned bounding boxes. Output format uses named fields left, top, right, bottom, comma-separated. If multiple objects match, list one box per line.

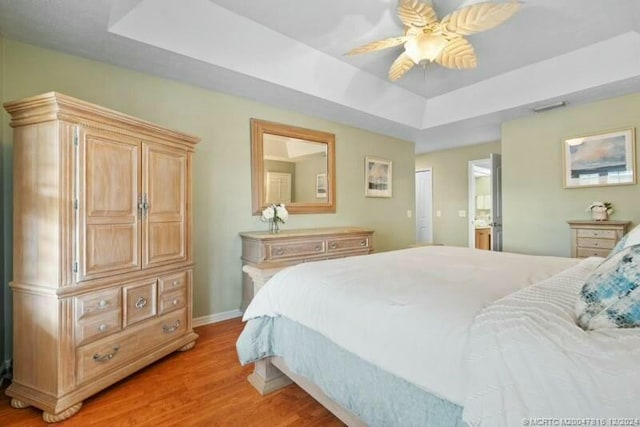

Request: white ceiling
left=1, top=0, right=639, bottom=153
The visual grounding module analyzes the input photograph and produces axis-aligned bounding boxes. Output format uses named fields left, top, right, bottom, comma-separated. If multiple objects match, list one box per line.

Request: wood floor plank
left=0, top=318, right=344, bottom=426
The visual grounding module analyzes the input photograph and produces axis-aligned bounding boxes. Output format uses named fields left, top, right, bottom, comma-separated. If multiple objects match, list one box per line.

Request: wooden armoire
left=4, top=92, right=199, bottom=422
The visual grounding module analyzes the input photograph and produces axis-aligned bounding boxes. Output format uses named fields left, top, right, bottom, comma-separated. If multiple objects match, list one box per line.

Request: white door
left=415, top=169, right=433, bottom=244
left=265, top=172, right=292, bottom=204
left=490, top=153, right=503, bottom=252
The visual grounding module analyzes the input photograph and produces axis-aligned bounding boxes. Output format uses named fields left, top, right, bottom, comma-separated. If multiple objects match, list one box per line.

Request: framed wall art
left=365, top=156, right=392, bottom=197
left=563, top=128, right=636, bottom=188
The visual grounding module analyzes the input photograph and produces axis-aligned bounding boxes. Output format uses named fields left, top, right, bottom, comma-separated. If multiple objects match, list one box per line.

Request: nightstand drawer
left=268, top=240, right=326, bottom=259
left=577, top=247, right=611, bottom=258
left=327, top=236, right=371, bottom=252
left=577, top=238, right=616, bottom=250
left=577, top=229, right=617, bottom=239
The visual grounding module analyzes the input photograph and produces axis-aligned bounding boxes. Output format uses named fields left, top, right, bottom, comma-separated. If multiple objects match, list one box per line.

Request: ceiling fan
left=346, top=0, right=521, bottom=81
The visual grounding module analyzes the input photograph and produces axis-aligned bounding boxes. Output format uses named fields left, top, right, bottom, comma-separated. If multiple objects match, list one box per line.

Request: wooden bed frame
left=248, top=357, right=366, bottom=427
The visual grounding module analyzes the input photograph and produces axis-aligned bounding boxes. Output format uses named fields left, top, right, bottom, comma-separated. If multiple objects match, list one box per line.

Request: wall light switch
left=436, top=210, right=442, bottom=217
left=458, top=210, right=467, bottom=217
left=407, top=210, right=412, bottom=218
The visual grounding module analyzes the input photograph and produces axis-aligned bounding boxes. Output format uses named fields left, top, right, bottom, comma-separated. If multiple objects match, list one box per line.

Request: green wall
left=295, top=156, right=326, bottom=202
left=0, top=36, right=6, bottom=364
left=0, top=40, right=416, bottom=357
left=502, top=92, right=640, bottom=256
left=415, top=141, right=501, bottom=246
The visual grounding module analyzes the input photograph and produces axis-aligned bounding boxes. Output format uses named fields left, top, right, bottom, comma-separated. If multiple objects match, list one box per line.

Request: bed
left=236, top=245, right=640, bottom=426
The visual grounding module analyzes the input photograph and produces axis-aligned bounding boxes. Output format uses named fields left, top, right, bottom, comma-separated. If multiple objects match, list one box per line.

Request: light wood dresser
left=567, top=220, right=630, bottom=258
left=5, top=92, right=199, bottom=422
left=240, top=227, right=374, bottom=307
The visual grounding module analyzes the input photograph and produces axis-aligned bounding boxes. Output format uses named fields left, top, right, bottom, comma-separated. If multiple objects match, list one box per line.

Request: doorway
left=415, top=169, right=433, bottom=244
left=468, top=154, right=502, bottom=251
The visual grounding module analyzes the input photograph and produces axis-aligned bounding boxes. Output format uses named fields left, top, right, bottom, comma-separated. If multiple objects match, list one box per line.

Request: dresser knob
left=98, top=324, right=108, bottom=332
left=360, top=240, right=366, bottom=246
left=315, top=246, right=322, bottom=252
left=276, top=248, right=284, bottom=256
left=97, top=300, right=108, bottom=309
left=330, top=243, right=337, bottom=249
left=172, top=280, right=179, bottom=287
left=135, top=297, right=147, bottom=309
left=172, top=299, right=179, bottom=306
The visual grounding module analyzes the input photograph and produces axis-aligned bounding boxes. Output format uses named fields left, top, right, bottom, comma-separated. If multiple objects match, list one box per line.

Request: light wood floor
left=0, top=318, right=344, bottom=426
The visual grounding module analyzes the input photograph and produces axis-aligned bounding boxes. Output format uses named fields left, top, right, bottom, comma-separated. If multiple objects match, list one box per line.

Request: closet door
left=77, top=129, right=141, bottom=281
left=142, top=143, right=187, bottom=268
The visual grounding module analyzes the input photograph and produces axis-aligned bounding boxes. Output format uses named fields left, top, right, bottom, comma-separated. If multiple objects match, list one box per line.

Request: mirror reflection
left=251, top=119, right=335, bottom=215
left=263, top=134, right=327, bottom=204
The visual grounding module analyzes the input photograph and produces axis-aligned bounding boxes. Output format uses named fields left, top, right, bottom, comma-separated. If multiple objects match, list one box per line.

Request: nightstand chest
left=239, top=227, right=374, bottom=308
left=567, top=220, right=631, bottom=258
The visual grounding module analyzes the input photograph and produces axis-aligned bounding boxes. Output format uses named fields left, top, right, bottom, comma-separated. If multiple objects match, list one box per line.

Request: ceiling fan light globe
left=404, top=32, right=448, bottom=64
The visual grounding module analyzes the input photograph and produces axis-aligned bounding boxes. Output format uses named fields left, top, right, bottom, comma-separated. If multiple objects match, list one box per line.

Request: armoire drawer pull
left=330, top=243, right=337, bottom=249
left=315, top=246, right=322, bottom=252
left=135, top=297, right=147, bottom=308
left=172, top=280, right=179, bottom=287
left=162, top=320, right=181, bottom=333
left=172, top=299, right=179, bottom=306
left=97, top=324, right=108, bottom=332
left=275, top=248, right=284, bottom=256
left=93, top=346, right=119, bottom=363
left=360, top=240, right=366, bottom=246
left=97, top=300, right=108, bottom=309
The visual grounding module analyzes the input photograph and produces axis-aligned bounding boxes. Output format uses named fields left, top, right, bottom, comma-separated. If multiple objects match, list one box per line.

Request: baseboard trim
left=193, top=309, right=243, bottom=327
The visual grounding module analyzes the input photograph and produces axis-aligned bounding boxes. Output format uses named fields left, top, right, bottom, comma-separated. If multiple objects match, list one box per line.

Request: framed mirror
left=251, top=119, right=336, bottom=215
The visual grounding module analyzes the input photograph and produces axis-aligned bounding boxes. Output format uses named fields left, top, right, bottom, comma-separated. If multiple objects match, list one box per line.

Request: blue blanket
left=237, top=316, right=466, bottom=427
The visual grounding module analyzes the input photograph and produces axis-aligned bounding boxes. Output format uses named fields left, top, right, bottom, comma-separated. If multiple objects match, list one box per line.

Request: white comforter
left=462, top=257, right=640, bottom=426
left=243, top=245, right=579, bottom=405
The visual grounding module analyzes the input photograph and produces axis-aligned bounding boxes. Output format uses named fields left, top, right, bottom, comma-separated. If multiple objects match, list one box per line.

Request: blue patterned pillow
left=575, top=224, right=640, bottom=330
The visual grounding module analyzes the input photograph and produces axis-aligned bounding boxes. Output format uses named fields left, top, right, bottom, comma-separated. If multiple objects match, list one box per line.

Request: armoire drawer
left=577, top=247, right=611, bottom=258
left=123, top=280, right=158, bottom=327
left=576, top=229, right=617, bottom=239
left=158, top=271, right=187, bottom=294
left=76, top=308, right=187, bottom=385
left=76, top=310, right=122, bottom=346
left=75, top=288, right=121, bottom=320
left=159, top=288, right=187, bottom=315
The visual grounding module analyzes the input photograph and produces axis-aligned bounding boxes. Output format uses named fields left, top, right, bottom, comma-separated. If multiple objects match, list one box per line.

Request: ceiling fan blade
left=397, top=0, right=438, bottom=28
left=435, top=37, right=477, bottom=69
left=441, top=1, right=520, bottom=36
left=389, top=52, right=415, bottom=81
left=346, top=36, right=408, bottom=56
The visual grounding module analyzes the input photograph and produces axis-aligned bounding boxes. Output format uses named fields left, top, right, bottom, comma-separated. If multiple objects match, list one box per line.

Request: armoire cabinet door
left=78, top=129, right=141, bottom=281
left=142, top=143, right=187, bottom=268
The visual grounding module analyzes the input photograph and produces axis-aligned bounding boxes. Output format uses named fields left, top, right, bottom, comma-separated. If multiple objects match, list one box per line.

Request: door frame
left=468, top=158, right=490, bottom=248
left=415, top=168, right=433, bottom=244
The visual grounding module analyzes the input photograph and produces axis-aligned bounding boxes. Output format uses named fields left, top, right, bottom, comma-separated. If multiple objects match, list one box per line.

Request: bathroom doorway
left=468, top=154, right=502, bottom=251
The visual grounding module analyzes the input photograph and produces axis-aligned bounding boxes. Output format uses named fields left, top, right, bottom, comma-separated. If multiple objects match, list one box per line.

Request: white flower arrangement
left=585, top=201, right=614, bottom=215
left=261, top=203, right=288, bottom=225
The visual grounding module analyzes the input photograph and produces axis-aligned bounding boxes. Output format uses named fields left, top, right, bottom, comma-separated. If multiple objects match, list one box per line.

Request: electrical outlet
left=458, top=210, right=467, bottom=217
left=407, top=210, right=412, bottom=218
left=436, top=210, right=442, bottom=217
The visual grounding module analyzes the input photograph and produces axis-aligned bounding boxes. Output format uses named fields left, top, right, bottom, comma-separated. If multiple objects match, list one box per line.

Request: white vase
left=591, top=211, right=608, bottom=221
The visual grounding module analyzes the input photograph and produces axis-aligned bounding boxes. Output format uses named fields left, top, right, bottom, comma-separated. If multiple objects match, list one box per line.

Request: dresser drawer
left=159, top=288, right=187, bottom=315
left=76, top=308, right=186, bottom=385
left=158, top=271, right=187, bottom=294
left=268, top=240, right=326, bottom=259
left=577, top=238, right=616, bottom=250
left=577, top=229, right=617, bottom=239
left=75, top=288, right=121, bottom=320
left=327, top=236, right=371, bottom=252
left=123, top=280, right=157, bottom=327
left=577, top=247, right=611, bottom=258
left=76, top=310, right=122, bottom=346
